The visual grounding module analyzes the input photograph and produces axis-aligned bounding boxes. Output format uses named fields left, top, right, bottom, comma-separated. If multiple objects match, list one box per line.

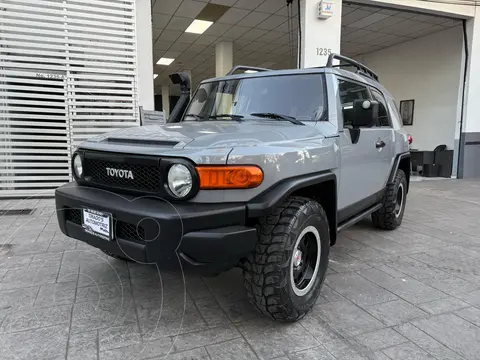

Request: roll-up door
left=0, top=0, right=139, bottom=197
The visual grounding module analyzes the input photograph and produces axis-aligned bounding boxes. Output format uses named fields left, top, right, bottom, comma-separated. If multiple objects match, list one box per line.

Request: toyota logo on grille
left=106, top=167, right=134, bottom=180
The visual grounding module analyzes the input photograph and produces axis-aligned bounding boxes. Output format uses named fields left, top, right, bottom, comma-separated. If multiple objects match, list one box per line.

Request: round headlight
left=73, top=154, right=83, bottom=179
left=168, top=164, right=193, bottom=198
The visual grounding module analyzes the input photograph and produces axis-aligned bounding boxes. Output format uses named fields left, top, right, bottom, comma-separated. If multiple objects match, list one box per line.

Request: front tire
left=372, top=169, right=407, bottom=230
left=243, top=197, right=330, bottom=322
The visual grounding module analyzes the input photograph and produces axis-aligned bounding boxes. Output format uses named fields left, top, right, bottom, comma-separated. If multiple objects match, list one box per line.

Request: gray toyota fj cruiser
left=55, top=54, right=411, bottom=321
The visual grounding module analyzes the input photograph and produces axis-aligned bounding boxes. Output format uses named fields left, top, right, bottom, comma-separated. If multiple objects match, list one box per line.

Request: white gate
left=0, top=0, right=139, bottom=197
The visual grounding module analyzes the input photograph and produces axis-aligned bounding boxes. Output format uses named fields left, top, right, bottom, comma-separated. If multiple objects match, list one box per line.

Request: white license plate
left=82, top=209, right=112, bottom=240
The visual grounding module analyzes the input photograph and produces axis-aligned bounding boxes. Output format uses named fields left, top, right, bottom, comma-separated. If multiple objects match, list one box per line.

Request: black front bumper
left=55, top=183, right=257, bottom=275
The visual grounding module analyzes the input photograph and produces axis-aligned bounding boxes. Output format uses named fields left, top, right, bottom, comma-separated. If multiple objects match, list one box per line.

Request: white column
left=162, top=85, right=170, bottom=119
left=464, top=16, right=480, bottom=136
left=135, top=0, right=155, bottom=110
left=459, top=12, right=480, bottom=178
left=299, top=0, right=342, bottom=68
left=215, top=42, right=233, bottom=77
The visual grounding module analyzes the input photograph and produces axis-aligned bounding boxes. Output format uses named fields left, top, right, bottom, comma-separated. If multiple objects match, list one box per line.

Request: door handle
left=376, top=140, right=386, bottom=148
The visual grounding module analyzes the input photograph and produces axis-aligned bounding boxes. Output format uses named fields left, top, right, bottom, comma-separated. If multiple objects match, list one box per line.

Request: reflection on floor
left=410, top=175, right=455, bottom=182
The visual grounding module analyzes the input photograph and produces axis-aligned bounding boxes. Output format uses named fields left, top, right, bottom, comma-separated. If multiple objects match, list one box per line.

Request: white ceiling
left=151, top=0, right=461, bottom=92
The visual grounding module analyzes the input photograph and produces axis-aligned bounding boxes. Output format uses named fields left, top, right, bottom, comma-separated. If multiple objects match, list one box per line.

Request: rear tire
left=372, top=169, right=407, bottom=230
left=243, top=196, right=330, bottom=322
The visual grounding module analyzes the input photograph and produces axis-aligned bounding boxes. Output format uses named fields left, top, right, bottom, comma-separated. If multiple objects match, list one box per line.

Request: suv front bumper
left=55, top=183, right=257, bottom=275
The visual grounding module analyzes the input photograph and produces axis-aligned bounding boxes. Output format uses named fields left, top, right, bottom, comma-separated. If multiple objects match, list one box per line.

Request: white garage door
left=0, top=0, right=139, bottom=197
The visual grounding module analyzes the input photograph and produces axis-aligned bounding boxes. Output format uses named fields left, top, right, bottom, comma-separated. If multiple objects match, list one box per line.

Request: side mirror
left=352, top=100, right=379, bottom=128
left=196, top=88, right=207, bottom=103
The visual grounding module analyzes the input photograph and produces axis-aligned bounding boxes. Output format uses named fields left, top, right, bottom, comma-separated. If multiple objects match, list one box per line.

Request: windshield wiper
left=250, top=112, right=304, bottom=125
left=184, top=114, right=243, bottom=122
left=208, top=114, right=244, bottom=121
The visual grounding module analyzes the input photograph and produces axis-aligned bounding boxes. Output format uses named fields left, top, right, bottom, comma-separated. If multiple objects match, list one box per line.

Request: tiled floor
left=1, top=179, right=480, bottom=359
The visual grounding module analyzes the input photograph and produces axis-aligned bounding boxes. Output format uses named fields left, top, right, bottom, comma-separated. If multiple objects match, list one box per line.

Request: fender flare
left=388, top=152, right=411, bottom=187
left=247, top=171, right=337, bottom=217
left=388, top=152, right=410, bottom=180
left=246, top=171, right=338, bottom=244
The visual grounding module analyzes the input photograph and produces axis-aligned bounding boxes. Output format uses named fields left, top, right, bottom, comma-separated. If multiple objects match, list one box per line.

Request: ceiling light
left=244, top=70, right=258, bottom=74
left=157, top=57, right=175, bottom=66
left=154, top=74, right=158, bottom=79
left=185, top=19, right=213, bottom=34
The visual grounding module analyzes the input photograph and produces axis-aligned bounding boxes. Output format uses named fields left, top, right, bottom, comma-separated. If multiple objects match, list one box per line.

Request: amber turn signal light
left=196, top=166, right=263, bottom=189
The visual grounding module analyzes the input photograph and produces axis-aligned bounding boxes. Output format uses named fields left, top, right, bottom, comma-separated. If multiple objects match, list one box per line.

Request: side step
left=337, top=203, right=382, bottom=233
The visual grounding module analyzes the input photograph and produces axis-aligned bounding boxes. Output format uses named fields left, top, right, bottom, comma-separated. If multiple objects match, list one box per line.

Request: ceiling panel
left=194, top=34, right=219, bottom=46
left=363, top=16, right=405, bottom=32
left=157, top=30, right=183, bottom=42
left=276, top=17, right=298, bottom=33
left=168, top=42, right=192, bottom=52
left=153, top=28, right=162, bottom=42
left=256, top=14, right=288, bottom=31
left=211, top=0, right=236, bottom=5
left=257, top=30, right=284, bottom=42
left=237, top=11, right=270, bottom=27
left=342, top=9, right=372, bottom=23
left=217, top=7, right=250, bottom=24
left=152, top=0, right=462, bottom=91
left=165, top=16, right=194, bottom=31
left=153, top=0, right=181, bottom=15
left=186, top=44, right=208, bottom=53
left=241, top=41, right=268, bottom=52
left=176, top=32, right=201, bottom=44
left=256, top=0, right=286, bottom=14
left=343, top=29, right=372, bottom=42
left=152, top=13, right=172, bottom=29
left=175, top=0, right=207, bottom=18
left=348, top=13, right=390, bottom=29
left=154, top=40, right=174, bottom=50
left=222, top=25, right=251, bottom=39
left=203, top=22, right=232, bottom=36
left=233, top=0, right=264, bottom=10
left=239, top=28, right=269, bottom=41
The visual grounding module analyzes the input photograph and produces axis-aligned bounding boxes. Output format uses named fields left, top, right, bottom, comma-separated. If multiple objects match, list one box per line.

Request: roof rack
left=326, top=53, right=379, bottom=82
left=227, top=65, right=271, bottom=76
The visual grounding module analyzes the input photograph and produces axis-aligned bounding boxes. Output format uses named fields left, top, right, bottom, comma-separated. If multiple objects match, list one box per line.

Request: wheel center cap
left=293, top=249, right=303, bottom=267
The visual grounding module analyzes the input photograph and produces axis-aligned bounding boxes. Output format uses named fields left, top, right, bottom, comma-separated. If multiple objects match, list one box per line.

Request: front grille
left=83, top=158, right=161, bottom=193
left=116, top=222, right=146, bottom=243
left=66, top=208, right=81, bottom=224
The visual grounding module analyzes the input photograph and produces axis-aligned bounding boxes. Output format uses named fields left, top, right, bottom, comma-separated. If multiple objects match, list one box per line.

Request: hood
left=85, top=121, right=325, bottom=149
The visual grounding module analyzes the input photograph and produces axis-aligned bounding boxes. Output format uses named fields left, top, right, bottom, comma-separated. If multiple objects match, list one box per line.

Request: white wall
left=358, top=26, right=464, bottom=151
left=465, top=10, right=480, bottom=133
left=136, top=0, right=155, bottom=111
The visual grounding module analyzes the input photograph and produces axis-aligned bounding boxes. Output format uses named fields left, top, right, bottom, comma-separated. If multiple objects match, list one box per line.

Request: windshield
left=183, top=74, right=326, bottom=122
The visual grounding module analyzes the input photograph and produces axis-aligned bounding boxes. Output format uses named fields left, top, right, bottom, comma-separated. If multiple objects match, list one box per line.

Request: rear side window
left=370, top=87, right=391, bottom=127
left=338, top=79, right=371, bottom=128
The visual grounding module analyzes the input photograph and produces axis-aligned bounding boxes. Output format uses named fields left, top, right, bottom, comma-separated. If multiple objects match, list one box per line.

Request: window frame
left=368, top=86, right=393, bottom=128
left=182, top=73, right=329, bottom=123
left=336, top=76, right=373, bottom=129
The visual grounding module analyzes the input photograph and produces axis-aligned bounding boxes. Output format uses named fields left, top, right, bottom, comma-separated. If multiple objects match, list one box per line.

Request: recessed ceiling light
left=185, top=19, right=213, bottom=34
left=156, top=57, right=175, bottom=66
left=154, top=74, right=158, bottom=79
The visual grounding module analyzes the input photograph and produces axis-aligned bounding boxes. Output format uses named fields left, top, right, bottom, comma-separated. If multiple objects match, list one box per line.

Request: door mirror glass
left=352, top=100, right=379, bottom=128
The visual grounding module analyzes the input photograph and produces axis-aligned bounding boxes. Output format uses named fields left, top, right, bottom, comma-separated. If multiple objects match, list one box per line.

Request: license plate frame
left=82, top=208, right=113, bottom=241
